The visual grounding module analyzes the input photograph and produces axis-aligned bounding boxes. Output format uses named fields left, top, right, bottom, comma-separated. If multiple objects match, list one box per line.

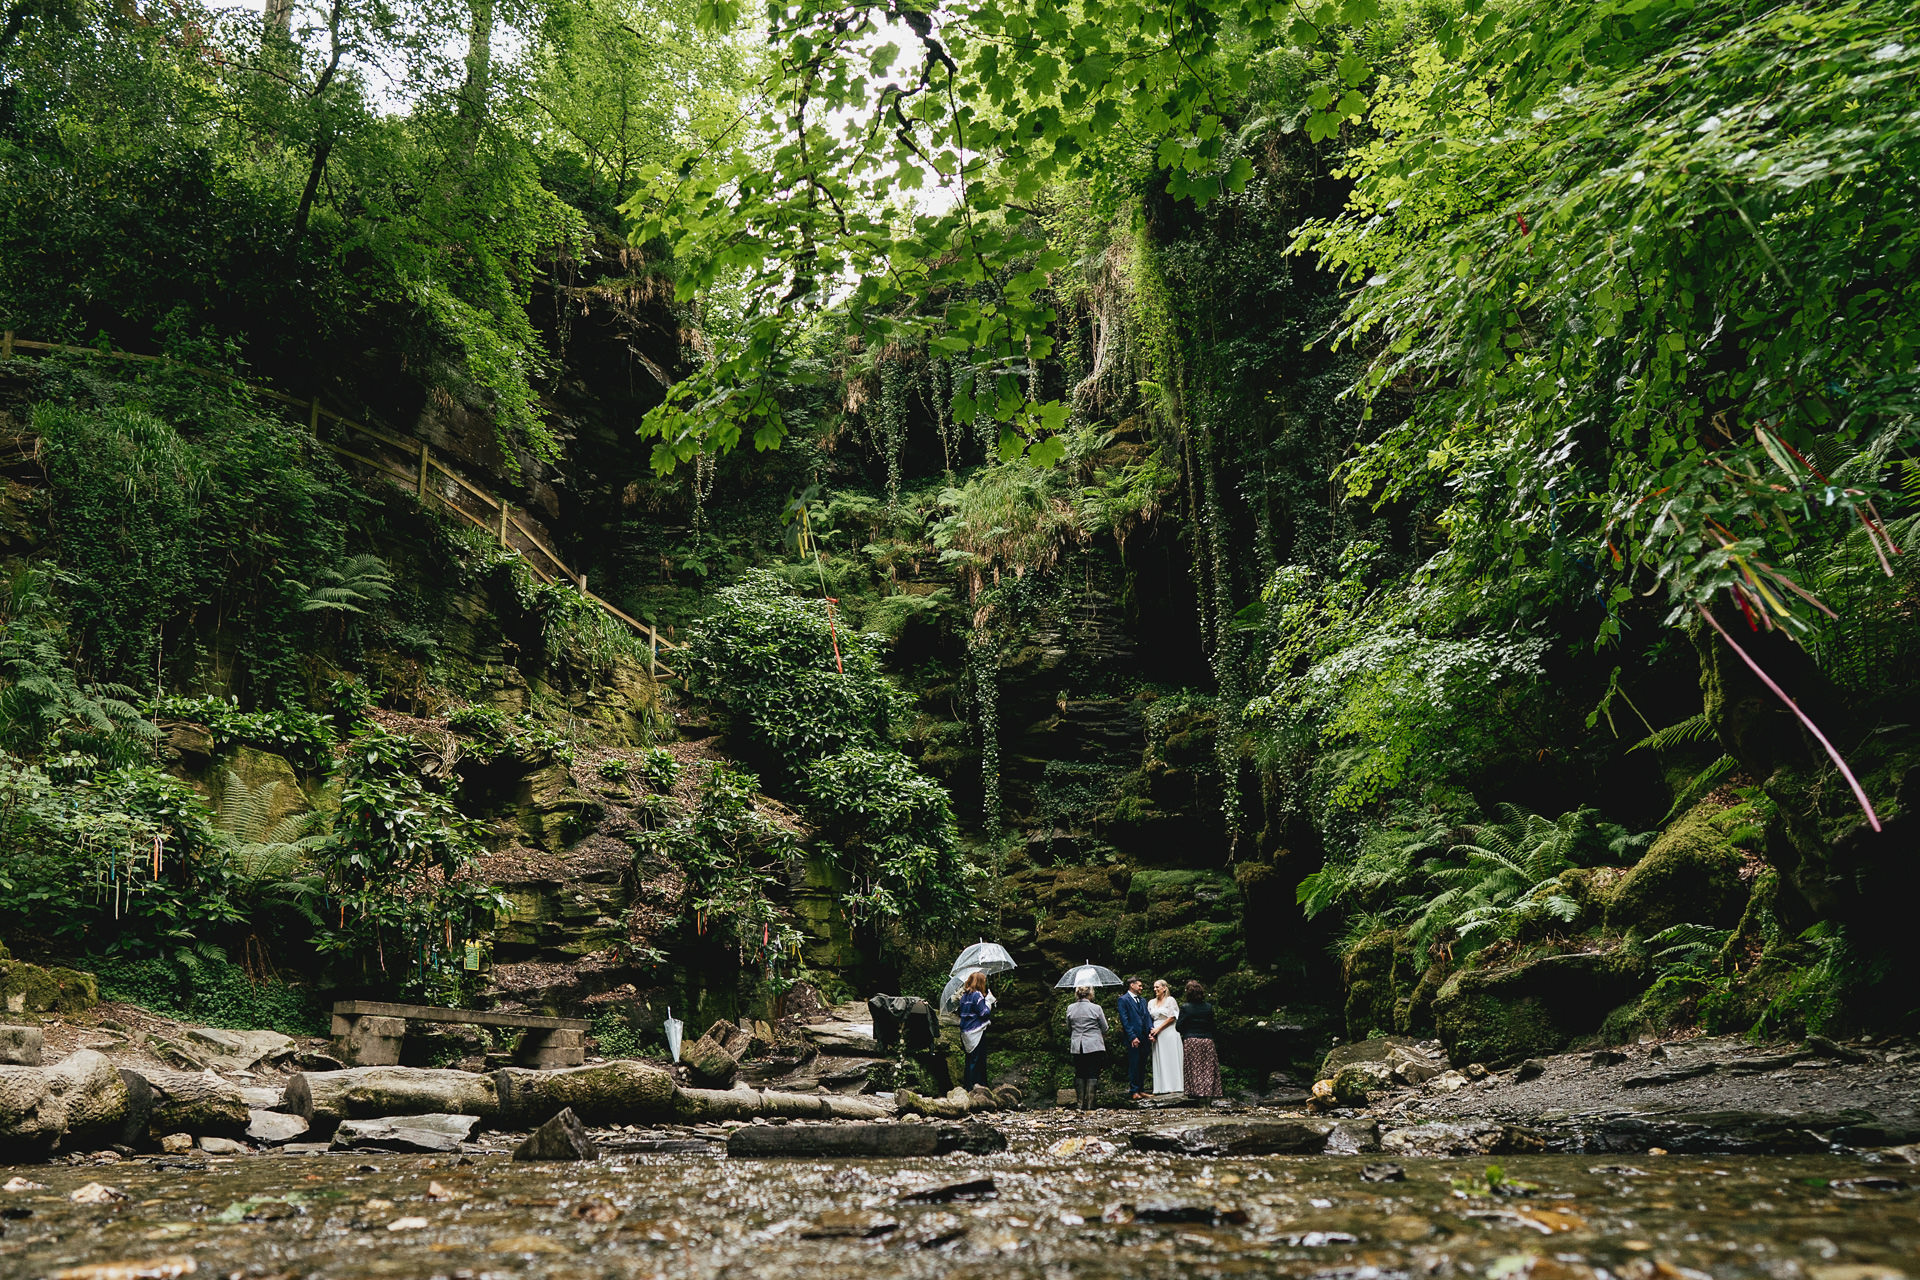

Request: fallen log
left=0, top=1050, right=129, bottom=1155
left=137, top=1068, right=250, bottom=1142
left=671, top=1085, right=894, bottom=1122
left=493, top=1061, right=675, bottom=1128
left=284, top=1066, right=499, bottom=1135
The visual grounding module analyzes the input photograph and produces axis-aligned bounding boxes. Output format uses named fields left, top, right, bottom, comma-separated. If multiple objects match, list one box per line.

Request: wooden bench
left=330, top=1000, right=590, bottom=1069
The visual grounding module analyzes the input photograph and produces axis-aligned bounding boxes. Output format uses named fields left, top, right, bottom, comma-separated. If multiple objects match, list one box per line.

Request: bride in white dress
left=1147, top=979, right=1183, bottom=1094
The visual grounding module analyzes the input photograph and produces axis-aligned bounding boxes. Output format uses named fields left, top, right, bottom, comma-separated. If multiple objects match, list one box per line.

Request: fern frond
left=1630, top=712, right=1714, bottom=753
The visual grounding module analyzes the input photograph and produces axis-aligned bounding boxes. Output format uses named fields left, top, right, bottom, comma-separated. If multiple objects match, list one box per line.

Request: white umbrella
left=1053, top=961, right=1123, bottom=989
left=951, top=941, right=1016, bottom=975
left=663, top=1007, right=684, bottom=1063
left=939, top=967, right=983, bottom=1012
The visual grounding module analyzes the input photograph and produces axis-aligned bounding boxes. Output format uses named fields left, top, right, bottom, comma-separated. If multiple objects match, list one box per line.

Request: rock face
left=139, top=1068, right=250, bottom=1142
left=0, top=1050, right=129, bottom=1154
left=493, top=1061, right=674, bottom=1128
left=0, top=949, right=97, bottom=1017
left=285, top=1066, right=500, bottom=1135
left=727, top=1121, right=1008, bottom=1158
left=1432, top=948, right=1647, bottom=1066
left=512, top=1107, right=598, bottom=1161
left=331, top=1112, right=480, bottom=1153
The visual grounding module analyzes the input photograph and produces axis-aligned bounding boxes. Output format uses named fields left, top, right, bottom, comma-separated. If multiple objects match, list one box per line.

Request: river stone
left=1332, top=1060, right=1396, bottom=1105
left=1129, top=1119, right=1334, bottom=1156
left=0, top=1049, right=131, bottom=1154
left=183, top=1027, right=295, bottom=1073
left=0, top=1025, right=42, bottom=1067
left=728, top=1121, right=1005, bottom=1158
left=512, top=1107, right=598, bottom=1161
left=682, top=1033, right=738, bottom=1087
left=671, top=1085, right=895, bottom=1122
left=331, top=1112, right=480, bottom=1153
left=247, top=1109, right=309, bottom=1145
left=199, top=1135, right=248, bottom=1155
left=285, top=1066, right=499, bottom=1136
left=493, top=1061, right=674, bottom=1128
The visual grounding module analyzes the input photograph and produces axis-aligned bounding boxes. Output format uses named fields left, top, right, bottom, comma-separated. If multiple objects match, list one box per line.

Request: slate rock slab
left=728, top=1121, right=1007, bottom=1158
left=1129, top=1119, right=1335, bottom=1156
left=247, top=1110, right=309, bottom=1145
left=330, top=1113, right=480, bottom=1153
left=512, top=1107, right=598, bottom=1162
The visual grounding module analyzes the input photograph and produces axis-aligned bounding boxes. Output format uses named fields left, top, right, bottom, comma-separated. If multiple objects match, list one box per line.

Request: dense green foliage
left=2, top=0, right=1917, bottom=1042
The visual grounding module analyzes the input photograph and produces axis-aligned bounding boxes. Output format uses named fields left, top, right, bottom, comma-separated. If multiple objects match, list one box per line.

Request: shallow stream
left=4, top=1118, right=1915, bottom=1279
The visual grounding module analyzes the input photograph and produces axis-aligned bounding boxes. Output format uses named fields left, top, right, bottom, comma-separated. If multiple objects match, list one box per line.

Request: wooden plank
left=333, top=1000, right=588, bottom=1031
left=428, top=456, right=502, bottom=510
left=507, top=510, right=573, bottom=581
left=317, top=440, right=420, bottom=486
left=585, top=591, right=678, bottom=649
left=327, top=410, right=417, bottom=455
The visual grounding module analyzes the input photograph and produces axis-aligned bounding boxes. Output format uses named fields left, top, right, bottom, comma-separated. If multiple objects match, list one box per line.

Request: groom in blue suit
left=1116, top=976, right=1151, bottom=1099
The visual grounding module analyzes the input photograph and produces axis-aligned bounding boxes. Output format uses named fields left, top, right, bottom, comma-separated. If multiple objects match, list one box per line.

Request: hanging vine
left=876, top=356, right=908, bottom=513
left=969, top=620, right=1002, bottom=837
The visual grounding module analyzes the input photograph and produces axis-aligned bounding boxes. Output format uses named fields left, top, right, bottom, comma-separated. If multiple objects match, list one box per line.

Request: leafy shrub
left=635, top=746, right=681, bottom=791
left=597, top=757, right=634, bottom=782
left=631, top=763, right=805, bottom=963
left=681, top=570, right=908, bottom=767
left=156, top=695, right=336, bottom=773
left=90, top=949, right=326, bottom=1036
left=0, top=565, right=157, bottom=765
left=314, top=727, right=507, bottom=999
left=803, top=747, right=975, bottom=930
left=446, top=705, right=575, bottom=766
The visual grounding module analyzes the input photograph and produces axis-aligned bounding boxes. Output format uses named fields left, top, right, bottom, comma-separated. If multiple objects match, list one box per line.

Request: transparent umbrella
left=951, top=941, right=1016, bottom=975
left=663, top=1008, right=684, bottom=1063
left=939, top=967, right=984, bottom=1012
left=1052, top=961, right=1124, bottom=989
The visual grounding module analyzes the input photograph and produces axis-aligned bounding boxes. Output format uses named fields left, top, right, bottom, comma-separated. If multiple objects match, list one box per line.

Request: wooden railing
left=1, top=329, right=681, bottom=679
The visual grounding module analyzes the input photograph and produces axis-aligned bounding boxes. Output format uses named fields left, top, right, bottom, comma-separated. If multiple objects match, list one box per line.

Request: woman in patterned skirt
left=1178, top=980, right=1222, bottom=1099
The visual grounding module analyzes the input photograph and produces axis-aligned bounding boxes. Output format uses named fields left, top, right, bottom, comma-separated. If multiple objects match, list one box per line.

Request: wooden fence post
left=309, top=398, right=320, bottom=432
left=498, top=501, right=509, bottom=547
left=2, top=331, right=12, bottom=360
left=417, top=441, right=430, bottom=498
left=650, top=630, right=658, bottom=677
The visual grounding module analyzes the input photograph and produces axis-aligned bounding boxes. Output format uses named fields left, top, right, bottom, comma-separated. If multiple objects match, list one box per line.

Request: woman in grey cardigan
left=1064, top=985, right=1110, bottom=1111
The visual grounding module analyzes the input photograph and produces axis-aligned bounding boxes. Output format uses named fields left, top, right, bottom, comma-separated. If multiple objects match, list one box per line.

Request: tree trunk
left=493, top=1061, right=675, bottom=1129
left=285, top=1066, right=500, bottom=1136
left=457, top=0, right=494, bottom=159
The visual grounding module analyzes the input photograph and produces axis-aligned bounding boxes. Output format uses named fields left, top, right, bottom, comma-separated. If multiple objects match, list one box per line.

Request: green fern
left=212, top=768, right=326, bottom=887
left=1629, top=712, right=1714, bottom=754
left=1660, top=754, right=1738, bottom=824
left=294, top=554, right=394, bottom=615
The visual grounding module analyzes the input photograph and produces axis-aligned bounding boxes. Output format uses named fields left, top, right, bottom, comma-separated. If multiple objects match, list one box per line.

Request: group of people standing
left=1066, top=977, right=1220, bottom=1110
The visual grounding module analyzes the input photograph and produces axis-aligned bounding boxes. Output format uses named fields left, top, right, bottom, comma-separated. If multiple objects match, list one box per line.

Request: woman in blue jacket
left=957, top=970, right=994, bottom=1087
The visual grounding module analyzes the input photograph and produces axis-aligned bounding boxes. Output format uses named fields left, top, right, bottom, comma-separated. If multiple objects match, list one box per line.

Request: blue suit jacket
left=1116, top=992, right=1151, bottom=1041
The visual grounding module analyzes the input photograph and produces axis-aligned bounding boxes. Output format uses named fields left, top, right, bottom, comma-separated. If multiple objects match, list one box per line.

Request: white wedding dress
left=1148, top=995, right=1183, bottom=1094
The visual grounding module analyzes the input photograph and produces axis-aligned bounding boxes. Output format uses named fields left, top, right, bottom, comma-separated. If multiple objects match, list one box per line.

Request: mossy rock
left=0, top=961, right=96, bottom=1016
left=1604, top=801, right=1751, bottom=934
left=1432, top=948, right=1648, bottom=1067
left=1341, top=930, right=1404, bottom=1043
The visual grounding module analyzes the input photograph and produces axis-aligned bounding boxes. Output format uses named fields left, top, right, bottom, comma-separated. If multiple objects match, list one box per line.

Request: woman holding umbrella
left=1064, top=985, right=1109, bottom=1111
left=957, top=970, right=994, bottom=1087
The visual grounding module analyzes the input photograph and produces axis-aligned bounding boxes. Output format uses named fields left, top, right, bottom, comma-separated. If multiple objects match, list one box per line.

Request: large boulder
left=1605, top=801, right=1752, bottom=934
left=1432, top=948, right=1647, bottom=1067
left=331, top=1113, right=479, bottom=1153
left=0, top=1049, right=129, bottom=1154
left=493, top=1061, right=674, bottom=1128
left=284, top=1066, right=499, bottom=1136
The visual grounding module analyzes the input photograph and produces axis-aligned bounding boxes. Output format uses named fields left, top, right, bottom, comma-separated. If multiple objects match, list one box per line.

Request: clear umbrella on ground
left=1052, top=961, right=1124, bottom=989
left=951, top=941, right=1017, bottom=975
